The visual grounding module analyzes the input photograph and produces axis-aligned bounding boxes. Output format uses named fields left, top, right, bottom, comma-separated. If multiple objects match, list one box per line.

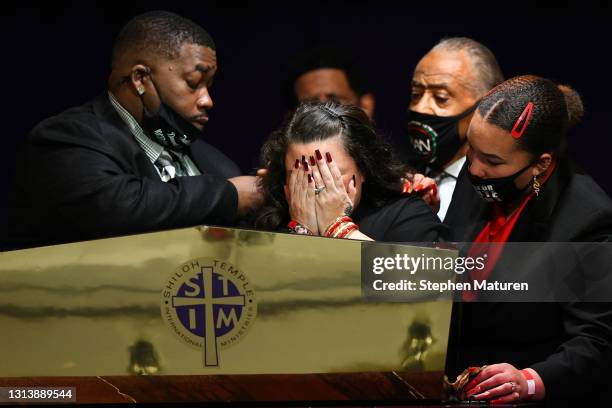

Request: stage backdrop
left=2, top=3, right=610, bottom=234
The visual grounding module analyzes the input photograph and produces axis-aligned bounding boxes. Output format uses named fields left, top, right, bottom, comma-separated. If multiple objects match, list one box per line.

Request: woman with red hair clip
left=444, top=75, right=612, bottom=406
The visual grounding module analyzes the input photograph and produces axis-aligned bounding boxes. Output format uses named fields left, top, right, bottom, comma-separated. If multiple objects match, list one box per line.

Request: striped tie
left=155, top=150, right=186, bottom=181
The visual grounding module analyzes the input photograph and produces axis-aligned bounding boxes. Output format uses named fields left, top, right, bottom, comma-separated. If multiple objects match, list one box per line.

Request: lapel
left=448, top=162, right=490, bottom=242
left=185, top=140, right=208, bottom=174
left=91, top=93, right=160, bottom=180
left=91, top=93, right=132, bottom=136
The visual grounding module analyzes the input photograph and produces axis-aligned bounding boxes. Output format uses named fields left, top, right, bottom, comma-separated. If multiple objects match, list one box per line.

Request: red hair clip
left=511, top=101, right=534, bottom=139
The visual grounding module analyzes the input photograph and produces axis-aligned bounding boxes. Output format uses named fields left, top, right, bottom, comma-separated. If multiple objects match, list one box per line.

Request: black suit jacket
left=444, top=158, right=612, bottom=405
left=6, top=94, right=241, bottom=249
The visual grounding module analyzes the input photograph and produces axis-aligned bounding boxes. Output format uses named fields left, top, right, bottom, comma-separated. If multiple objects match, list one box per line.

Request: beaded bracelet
left=325, top=216, right=359, bottom=239
left=335, top=223, right=358, bottom=238
left=324, top=216, right=352, bottom=237
left=287, top=220, right=313, bottom=235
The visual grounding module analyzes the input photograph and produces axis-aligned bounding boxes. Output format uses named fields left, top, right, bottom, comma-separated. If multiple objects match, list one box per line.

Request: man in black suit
left=6, top=11, right=262, bottom=249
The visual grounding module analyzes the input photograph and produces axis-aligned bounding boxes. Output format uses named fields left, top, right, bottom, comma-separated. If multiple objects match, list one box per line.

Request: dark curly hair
left=254, top=100, right=408, bottom=231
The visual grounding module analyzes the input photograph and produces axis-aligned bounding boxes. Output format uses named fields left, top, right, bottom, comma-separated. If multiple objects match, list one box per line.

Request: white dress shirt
left=434, top=155, right=466, bottom=222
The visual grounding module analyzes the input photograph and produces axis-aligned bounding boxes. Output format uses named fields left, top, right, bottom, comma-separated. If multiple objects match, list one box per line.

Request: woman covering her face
left=254, top=100, right=446, bottom=242
left=444, top=75, right=612, bottom=405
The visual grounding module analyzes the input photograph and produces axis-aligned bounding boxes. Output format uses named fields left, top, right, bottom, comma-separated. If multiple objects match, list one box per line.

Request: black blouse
left=352, top=194, right=447, bottom=243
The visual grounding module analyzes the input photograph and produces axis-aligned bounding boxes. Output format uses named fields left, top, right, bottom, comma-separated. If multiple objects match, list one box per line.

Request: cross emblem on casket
left=172, top=266, right=245, bottom=366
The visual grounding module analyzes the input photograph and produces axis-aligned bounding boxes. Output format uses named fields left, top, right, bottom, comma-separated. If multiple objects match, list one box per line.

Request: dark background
left=3, top=2, right=611, bottom=234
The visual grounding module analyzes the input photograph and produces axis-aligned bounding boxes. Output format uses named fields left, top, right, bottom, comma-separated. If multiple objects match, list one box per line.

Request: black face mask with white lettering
left=140, top=78, right=203, bottom=150
left=467, top=159, right=534, bottom=203
left=405, top=105, right=476, bottom=170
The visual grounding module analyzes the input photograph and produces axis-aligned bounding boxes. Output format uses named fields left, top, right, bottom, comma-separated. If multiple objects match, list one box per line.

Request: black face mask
left=468, top=159, right=534, bottom=203
left=140, top=78, right=204, bottom=150
left=405, top=105, right=476, bottom=170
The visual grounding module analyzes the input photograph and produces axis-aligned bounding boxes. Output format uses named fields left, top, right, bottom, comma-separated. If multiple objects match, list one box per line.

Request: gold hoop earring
left=532, top=175, right=541, bottom=196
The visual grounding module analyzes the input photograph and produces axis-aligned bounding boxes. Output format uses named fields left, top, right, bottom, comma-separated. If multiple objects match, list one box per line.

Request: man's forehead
left=173, top=43, right=217, bottom=72
left=295, top=68, right=357, bottom=102
left=298, top=68, right=352, bottom=90
left=412, top=71, right=473, bottom=91
left=412, top=50, right=475, bottom=90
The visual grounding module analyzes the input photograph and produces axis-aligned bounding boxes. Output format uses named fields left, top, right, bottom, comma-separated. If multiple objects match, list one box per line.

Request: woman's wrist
left=520, top=368, right=545, bottom=400
left=287, top=220, right=314, bottom=235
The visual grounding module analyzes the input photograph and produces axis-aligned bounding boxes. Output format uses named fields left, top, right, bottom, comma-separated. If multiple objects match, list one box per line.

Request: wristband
left=520, top=369, right=536, bottom=397
left=287, top=220, right=313, bottom=235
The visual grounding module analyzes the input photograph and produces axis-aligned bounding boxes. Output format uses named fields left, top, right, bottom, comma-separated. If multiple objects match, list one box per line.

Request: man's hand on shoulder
left=229, top=176, right=264, bottom=216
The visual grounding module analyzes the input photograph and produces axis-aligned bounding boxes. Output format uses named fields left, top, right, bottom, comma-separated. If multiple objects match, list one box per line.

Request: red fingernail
left=432, top=184, right=438, bottom=196
left=309, top=156, right=316, bottom=166
left=326, top=152, right=332, bottom=163
left=414, top=184, right=423, bottom=192
left=465, top=380, right=477, bottom=391
left=294, top=159, right=299, bottom=169
left=315, top=149, right=323, bottom=161
left=473, top=391, right=488, bottom=400
left=308, top=174, right=312, bottom=183
left=303, top=161, right=309, bottom=171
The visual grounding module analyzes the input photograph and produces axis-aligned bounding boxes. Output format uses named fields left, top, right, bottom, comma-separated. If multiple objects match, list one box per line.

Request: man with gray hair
left=404, top=37, right=503, bottom=221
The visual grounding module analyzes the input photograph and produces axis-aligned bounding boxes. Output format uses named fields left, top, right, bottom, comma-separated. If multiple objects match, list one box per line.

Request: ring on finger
left=314, top=186, right=326, bottom=195
left=509, top=381, right=517, bottom=393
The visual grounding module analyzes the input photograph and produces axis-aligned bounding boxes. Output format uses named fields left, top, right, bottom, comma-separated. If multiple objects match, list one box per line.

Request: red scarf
left=462, top=161, right=556, bottom=301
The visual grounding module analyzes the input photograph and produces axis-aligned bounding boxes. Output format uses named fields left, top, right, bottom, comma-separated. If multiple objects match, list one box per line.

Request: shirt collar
left=107, top=91, right=164, bottom=163
left=444, top=155, right=466, bottom=178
